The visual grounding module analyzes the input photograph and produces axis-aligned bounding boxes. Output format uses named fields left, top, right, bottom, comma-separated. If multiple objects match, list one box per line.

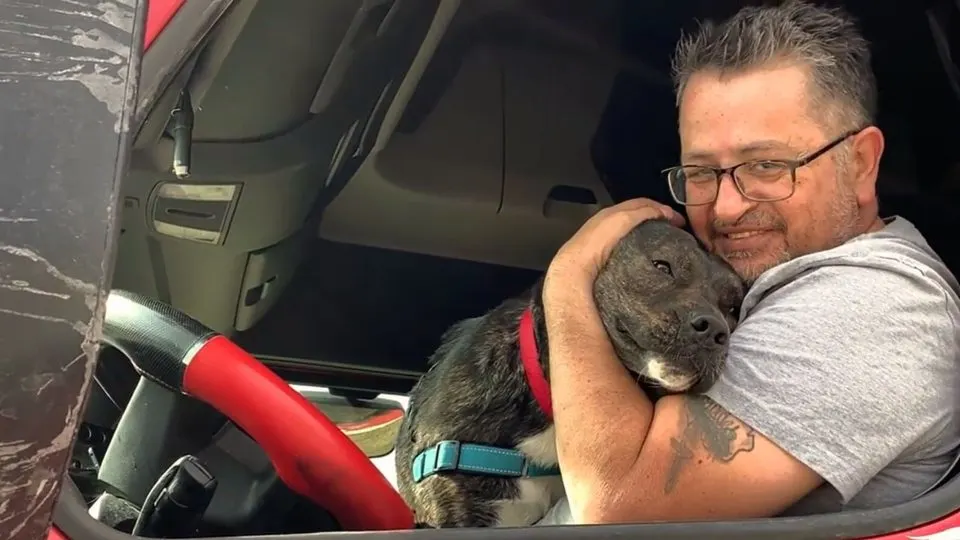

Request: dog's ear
left=529, top=276, right=546, bottom=311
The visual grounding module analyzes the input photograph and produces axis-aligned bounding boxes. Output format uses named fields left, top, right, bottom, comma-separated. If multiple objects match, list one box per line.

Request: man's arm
left=545, top=285, right=822, bottom=524
left=662, top=395, right=760, bottom=495
left=542, top=199, right=955, bottom=523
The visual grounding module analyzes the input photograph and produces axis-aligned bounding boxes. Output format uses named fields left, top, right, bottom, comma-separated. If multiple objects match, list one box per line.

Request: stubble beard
left=724, top=174, right=861, bottom=286
left=723, top=247, right=792, bottom=286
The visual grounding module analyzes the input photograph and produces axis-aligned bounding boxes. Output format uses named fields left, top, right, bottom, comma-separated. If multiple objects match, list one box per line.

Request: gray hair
left=671, top=0, right=877, bottom=132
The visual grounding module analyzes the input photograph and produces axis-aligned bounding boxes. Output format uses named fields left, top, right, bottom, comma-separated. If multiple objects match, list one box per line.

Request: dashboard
left=73, top=377, right=408, bottom=536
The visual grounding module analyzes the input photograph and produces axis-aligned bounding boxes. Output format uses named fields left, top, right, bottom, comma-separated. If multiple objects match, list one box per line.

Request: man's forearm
left=543, top=284, right=655, bottom=515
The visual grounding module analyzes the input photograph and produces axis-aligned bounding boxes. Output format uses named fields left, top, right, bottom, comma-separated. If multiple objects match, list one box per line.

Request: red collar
left=519, top=307, right=553, bottom=420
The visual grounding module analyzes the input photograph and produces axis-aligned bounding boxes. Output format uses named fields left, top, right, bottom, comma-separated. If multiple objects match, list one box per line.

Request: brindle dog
left=395, top=219, right=745, bottom=528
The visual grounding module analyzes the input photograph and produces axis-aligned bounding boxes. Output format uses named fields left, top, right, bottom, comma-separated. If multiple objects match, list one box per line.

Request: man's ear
left=851, top=125, right=885, bottom=205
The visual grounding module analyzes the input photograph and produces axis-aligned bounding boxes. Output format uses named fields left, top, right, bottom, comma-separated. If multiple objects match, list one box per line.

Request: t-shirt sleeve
left=705, top=260, right=957, bottom=503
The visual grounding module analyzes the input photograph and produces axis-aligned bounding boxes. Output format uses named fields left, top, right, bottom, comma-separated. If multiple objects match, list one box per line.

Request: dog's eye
left=652, top=260, right=673, bottom=276
left=727, top=305, right=740, bottom=319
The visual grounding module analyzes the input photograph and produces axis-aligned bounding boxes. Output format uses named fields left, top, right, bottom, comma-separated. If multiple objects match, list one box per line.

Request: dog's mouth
left=614, top=321, right=725, bottom=394
left=635, top=353, right=701, bottom=392
left=615, top=324, right=700, bottom=392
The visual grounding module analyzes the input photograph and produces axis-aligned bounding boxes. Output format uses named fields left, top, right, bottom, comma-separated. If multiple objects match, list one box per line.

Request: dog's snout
left=688, top=314, right=729, bottom=347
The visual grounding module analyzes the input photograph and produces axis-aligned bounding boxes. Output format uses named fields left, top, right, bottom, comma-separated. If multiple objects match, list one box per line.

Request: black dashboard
left=72, top=375, right=339, bottom=536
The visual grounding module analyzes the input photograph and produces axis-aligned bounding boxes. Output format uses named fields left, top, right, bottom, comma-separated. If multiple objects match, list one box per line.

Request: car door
left=0, top=1, right=224, bottom=539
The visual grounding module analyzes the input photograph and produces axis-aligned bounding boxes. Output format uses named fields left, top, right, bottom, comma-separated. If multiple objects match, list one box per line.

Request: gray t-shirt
left=538, top=216, right=960, bottom=524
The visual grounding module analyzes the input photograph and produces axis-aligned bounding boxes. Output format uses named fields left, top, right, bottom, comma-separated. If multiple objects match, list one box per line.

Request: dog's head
left=594, top=219, right=745, bottom=395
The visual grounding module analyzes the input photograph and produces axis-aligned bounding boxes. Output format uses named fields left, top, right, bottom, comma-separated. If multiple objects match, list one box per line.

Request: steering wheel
left=100, top=289, right=414, bottom=532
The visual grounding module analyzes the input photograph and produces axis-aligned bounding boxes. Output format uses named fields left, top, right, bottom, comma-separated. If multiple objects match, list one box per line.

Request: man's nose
left=713, top=175, right=754, bottom=222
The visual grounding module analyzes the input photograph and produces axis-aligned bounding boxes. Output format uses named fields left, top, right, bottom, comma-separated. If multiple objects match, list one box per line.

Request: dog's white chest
left=494, top=426, right=565, bottom=527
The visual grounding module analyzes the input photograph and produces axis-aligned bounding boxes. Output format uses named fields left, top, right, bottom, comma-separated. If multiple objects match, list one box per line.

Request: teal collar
left=412, top=440, right=560, bottom=483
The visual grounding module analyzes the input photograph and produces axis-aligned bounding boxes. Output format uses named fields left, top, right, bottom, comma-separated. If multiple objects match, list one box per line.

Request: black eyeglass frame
left=662, top=128, right=865, bottom=206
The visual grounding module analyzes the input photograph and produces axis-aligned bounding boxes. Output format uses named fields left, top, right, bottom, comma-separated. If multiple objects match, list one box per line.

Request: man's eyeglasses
left=662, top=128, right=864, bottom=206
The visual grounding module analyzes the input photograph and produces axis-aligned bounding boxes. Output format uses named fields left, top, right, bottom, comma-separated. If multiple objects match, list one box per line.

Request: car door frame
left=0, top=1, right=235, bottom=539
left=7, top=1, right=960, bottom=540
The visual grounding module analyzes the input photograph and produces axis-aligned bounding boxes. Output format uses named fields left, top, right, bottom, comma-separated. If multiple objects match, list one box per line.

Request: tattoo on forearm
left=663, top=396, right=756, bottom=494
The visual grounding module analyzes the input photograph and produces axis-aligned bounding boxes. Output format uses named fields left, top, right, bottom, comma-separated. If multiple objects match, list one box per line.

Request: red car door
left=145, top=0, right=188, bottom=50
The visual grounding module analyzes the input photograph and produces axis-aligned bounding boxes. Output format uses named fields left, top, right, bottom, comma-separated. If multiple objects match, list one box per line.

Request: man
left=538, top=0, right=960, bottom=525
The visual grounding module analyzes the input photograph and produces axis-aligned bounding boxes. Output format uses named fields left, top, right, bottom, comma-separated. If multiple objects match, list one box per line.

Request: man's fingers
left=552, top=197, right=689, bottom=283
left=602, top=207, right=667, bottom=239
left=610, top=198, right=668, bottom=213
left=664, top=208, right=687, bottom=227
left=619, top=205, right=686, bottom=229
left=603, top=198, right=687, bottom=227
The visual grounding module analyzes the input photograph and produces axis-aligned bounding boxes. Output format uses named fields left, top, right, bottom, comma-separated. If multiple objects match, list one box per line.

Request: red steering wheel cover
left=182, top=336, right=413, bottom=531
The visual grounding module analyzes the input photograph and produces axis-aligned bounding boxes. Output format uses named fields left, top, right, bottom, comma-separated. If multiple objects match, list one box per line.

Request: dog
left=395, top=219, right=745, bottom=528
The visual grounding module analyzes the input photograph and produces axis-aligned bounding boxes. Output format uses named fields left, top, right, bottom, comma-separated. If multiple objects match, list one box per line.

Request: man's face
left=678, top=64, right=864, bottom=283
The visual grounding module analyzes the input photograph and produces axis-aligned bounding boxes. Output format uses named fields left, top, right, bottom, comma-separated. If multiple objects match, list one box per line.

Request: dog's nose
left=689, top=314, right=729, bottom=347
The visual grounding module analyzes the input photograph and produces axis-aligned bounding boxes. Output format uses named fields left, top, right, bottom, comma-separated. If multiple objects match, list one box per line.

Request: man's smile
left=713, top=229, right=779, bottom=253
left=726, top=231, right=766, bottom=239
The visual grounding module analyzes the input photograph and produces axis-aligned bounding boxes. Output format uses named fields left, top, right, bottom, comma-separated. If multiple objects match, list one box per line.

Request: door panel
left=117, top=0, right=446, bottom=335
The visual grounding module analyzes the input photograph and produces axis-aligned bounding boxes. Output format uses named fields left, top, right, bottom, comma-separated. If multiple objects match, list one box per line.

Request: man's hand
left=545, top=198, right=685, bottom=291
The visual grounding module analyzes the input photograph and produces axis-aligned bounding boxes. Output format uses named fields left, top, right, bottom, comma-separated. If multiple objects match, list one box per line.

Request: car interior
left=66, top=0, right=960, bottom=537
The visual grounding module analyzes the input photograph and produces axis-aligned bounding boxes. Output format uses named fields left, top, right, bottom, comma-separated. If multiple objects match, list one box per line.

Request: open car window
left=5, top=0, right=960, bottom=540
